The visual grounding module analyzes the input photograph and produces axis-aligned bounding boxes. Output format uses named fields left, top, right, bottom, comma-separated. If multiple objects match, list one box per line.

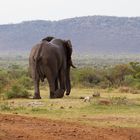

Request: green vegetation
left=1, top=60, right=140, bottom=99
left=0, top=58, right=140, bottom=128
left=5, top=84, right=30, bottom=99
left=71, top=62, right=140, bottom=90
left=0, top=64, right=32, bottom=99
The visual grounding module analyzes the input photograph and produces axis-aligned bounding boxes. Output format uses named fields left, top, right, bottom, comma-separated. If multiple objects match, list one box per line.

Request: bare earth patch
left=0, top=114, right=140, bottom=140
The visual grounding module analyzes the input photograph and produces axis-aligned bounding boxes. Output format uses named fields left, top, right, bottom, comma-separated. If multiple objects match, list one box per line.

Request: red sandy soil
left=0, top=114, right=140, bottom=140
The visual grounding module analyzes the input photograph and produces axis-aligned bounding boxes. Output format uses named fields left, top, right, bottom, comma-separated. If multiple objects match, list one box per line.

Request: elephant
left=29, top=36, right=75, bottom=99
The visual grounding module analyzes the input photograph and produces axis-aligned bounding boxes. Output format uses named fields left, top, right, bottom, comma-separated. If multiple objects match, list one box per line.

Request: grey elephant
left=29, top=36, right=75, bottom=99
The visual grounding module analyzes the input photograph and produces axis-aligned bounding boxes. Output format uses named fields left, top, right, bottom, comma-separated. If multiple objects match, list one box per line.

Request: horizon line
left=1, top=15, right=140, bottom=25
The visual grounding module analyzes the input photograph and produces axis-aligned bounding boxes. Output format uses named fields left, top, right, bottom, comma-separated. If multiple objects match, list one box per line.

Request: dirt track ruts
left=0, top=114, right=140, bottom=140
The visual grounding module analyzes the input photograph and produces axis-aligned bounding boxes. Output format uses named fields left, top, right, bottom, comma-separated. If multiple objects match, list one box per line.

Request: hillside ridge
left=0, top=15, right=140, bottom=55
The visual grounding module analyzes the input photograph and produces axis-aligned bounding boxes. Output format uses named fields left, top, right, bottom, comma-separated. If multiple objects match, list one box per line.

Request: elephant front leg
left=33, top=79, right=41, bottom=99
left=44, top=66, right=57, bottom=98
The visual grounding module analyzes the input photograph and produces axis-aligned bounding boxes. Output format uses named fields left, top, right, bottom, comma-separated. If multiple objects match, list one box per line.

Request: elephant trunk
left=66, top=66, right=71, bottom=95
left=70, top=60, right=76, bottom=68
left=64, top=40, right=76, bottom=95
left=65, top=59, right=76, bottom=95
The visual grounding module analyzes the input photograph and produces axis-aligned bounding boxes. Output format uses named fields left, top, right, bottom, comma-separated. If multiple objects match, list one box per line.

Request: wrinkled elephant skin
left=29, top=37, right=75, bottom=99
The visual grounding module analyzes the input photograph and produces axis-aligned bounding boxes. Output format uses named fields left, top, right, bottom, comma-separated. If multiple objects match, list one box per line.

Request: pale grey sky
left=0, top=0, right=140, bottom=24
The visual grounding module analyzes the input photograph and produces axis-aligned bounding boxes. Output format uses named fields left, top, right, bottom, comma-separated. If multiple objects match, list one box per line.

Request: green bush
left=5, top=84, right=30, bottom=99
left=124, top=75, right=140, bottom=89
left=1, top=62, right=140, bottom=95
left=71, top=68, right=102, bottom=87
left=18, top=76, right=32, bottom=89
left=0, top=70, right=9, bottom=96
left=7, top=65, right=27, bottom=79
left=105, top=64, right=131, bottom=87
left=0, top=68, right=15, bottom=99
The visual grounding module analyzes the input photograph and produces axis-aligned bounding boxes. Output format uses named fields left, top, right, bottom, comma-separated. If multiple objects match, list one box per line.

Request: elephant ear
left=42, top=36, right=54, bottom=42
left=65, top=40, right=76, bottom=68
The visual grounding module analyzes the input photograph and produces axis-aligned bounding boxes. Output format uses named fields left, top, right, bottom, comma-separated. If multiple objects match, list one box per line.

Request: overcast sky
left=0, top=0, right=140, bottom=24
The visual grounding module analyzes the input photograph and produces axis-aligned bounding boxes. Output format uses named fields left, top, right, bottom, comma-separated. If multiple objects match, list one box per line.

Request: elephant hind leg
left=47, top=79, right=56, bottom=99
left=54, top=78, right=65, bottom=98
left=46, top=67, right=65, bottom=99
left=55, top=68, right=66, bottom=98
left=55, top=78, right=58, bottom=90
left=33, top=79, right=41, bottom=99
left=45, top=67, right=57, bottom=98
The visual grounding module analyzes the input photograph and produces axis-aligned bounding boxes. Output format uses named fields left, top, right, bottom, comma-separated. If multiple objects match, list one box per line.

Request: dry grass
left=0, top=87, right=140, bottom=128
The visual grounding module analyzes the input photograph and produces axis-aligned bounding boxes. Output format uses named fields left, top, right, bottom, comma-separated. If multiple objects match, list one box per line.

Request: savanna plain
left=0, top=56, right=140, bottom=140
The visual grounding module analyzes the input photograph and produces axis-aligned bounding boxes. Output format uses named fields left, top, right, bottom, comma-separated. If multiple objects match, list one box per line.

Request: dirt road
left=0, top=114, right=140, bottom=140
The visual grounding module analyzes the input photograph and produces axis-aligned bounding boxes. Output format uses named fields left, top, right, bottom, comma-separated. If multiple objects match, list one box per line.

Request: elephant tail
left=35, top=42, right=45, bottom=82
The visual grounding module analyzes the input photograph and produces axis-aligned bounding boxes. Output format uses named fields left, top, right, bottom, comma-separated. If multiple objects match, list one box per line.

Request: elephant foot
left=66, top=89, right=71, bottom=96
left=33, top=95, right=41, bottom=99
left=49, top=89, right=64, bottom=99
left=66, top=92, right=70, bottom=96
left=55, top=89, right=64, bottom=98
left=49, top=95, right=56, bottom=99
left=49, top=92, right=56, bottom=99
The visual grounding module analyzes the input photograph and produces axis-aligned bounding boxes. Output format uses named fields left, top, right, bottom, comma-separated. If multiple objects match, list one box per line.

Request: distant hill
left=0, top=16, right=140, bottom=56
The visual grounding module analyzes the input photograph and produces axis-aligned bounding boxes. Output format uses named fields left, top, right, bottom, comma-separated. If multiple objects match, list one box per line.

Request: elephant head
left=64, top=40, right=76, bottom=95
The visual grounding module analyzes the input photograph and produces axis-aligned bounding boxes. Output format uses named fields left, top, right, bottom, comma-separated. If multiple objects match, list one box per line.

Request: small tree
left=105, top=64, right=131, bottom=87
left=129, top=62, right=140, bottom=78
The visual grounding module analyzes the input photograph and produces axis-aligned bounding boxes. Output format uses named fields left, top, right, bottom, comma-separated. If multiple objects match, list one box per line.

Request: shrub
left=18, top=76, right=32, bottom=89
left=0, top=70, right=9, bottom=96
left=0, top=102, right=11, bottom=111
left=0, top=70, right=8, bottom=84
left=105, top=64, right=131, bottom=87
left=98, top=81, right=109, bottom=89
left=5, top=84, right=30, bottom=99
left=129, top=62, right=140, bottom=78
left=124, top=75, right=140, bottom=89
left=71, top=68, right=102, bottom=87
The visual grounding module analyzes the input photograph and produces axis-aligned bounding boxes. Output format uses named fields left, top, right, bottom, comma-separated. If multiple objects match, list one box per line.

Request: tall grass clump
left=5, top=84, right=30, bottom=99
